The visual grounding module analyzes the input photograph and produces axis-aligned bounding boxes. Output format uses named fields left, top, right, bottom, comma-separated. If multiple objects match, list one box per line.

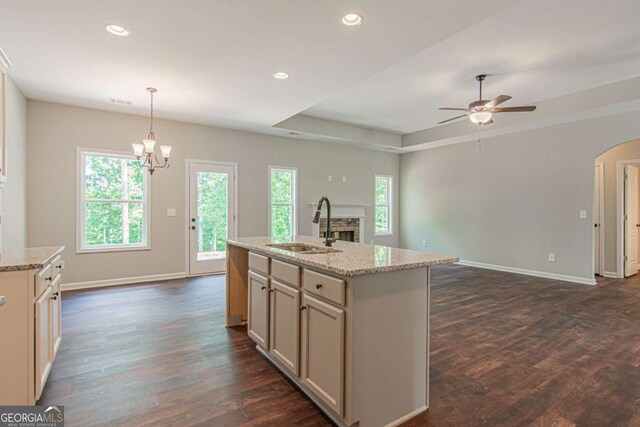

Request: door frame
left=184, top=159, right=238, bottom=277
left=594, top=161, right=604, bottom=276
left=616, top=159, right=640, bottom=278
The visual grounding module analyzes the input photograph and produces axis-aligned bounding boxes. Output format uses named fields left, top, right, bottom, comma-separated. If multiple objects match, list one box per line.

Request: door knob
left=191, top=218, right=196, bottom=222
left=191, top=226, right=196, bottom=230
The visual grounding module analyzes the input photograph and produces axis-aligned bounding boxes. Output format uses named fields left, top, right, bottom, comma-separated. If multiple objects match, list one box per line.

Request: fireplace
left=318, top=218, right=360, bottom=243
left=310, top=203, right=367, bottom=244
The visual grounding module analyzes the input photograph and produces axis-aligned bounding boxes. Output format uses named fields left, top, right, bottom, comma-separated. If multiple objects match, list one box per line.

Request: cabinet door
left=248, top=271, right=270, bottom=348
left=301, top=294, right=345, bottom=416
left=269, top=280, right=300, bottom=375
left=51, top=276, right=62, bottom=359
left=35, top=286, right=53, bottom=400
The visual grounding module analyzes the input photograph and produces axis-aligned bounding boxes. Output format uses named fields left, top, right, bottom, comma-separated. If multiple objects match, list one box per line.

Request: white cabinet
left=0, top=248, right=64, bottom=405
left=35, top=285, right=52, bottom=400
left=248, top=271, right=270, bottom=348
left=301, top=294, right=345, bottom=417
left=269, top=279, right=300, bottom=375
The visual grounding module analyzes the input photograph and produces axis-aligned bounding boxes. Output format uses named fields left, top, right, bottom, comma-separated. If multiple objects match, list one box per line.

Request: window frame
left=268, top=165, right=298, bottom=237
left=76, top=147, right=151, bottom=253
left=374, top=174, right=393, bottom=237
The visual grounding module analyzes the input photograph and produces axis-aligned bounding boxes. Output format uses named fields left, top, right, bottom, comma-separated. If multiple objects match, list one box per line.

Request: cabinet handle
left=51, top=295, right=57, bottom=301
left=261, top=286, right=267, bottom=291
left=45, top=276, right=53, bottom=282
left=269, top=289, right=274, bottom=294
left=53, top=292, right=59, bottom=297
left=300, top=305, right=307, bottom=311
left=56, top=264, right=63, bottom=269
left=315, top=283, right=323, bottom=289
left=0, top=296, right=5, bottom=307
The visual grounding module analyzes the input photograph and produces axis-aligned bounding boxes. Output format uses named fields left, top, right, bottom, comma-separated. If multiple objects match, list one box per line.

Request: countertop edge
left=0, top=246, right=66, bottom=273
left=227, top=240, right=459, bottom=277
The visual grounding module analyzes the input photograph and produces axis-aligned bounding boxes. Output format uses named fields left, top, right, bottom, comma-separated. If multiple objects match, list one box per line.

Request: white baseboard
left=457, top=260, right=596, bottom=286
left=62, top=272, right=187, bottom=291
left=601, top=271, right=620, bottom=279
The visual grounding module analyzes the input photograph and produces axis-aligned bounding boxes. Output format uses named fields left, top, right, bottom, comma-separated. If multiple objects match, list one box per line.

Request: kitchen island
left=225, top=236, right=457, bottom=427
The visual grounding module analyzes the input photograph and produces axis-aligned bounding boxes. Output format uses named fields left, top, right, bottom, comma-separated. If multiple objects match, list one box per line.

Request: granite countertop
left=226, top=236, right=458, bottom=276
left=0, top=246, right=65, bottom=272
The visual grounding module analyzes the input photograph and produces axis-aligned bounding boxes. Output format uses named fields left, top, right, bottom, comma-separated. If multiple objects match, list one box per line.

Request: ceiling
left=1, top=0, right=639, bottom=145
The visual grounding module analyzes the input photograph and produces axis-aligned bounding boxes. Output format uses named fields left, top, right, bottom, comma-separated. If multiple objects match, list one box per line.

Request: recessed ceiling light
left=105, top=24, right=130, bottom=37
left=341, top=13, right=363, bottom=26
left=273, top=72, right=290, bottom=80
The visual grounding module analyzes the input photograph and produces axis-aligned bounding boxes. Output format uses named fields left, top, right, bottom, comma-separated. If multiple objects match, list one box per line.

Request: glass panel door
left=189, top=162, right=236, bottom=275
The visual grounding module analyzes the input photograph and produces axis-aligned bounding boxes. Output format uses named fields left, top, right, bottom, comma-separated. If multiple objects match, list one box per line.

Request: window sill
left=374, top=233, right=393, bottom=237
left=77, top=245, right=150, bottom=254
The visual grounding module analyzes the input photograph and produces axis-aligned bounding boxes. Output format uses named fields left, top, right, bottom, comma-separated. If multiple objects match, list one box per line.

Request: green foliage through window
left=81, top=152, right=147, bottom=248
left=375, top=176, right=391, bottom=235
left=196, top=171, right=228, bottom=254
left=270, top=168, right=296, bottom=237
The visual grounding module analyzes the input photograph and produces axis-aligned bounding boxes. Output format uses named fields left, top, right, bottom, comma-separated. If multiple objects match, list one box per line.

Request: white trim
left=0, top=47, right=11, bottom=69
left=268, top=165, right=298, bottom=237
left=384, top=406, right=428, bottom=427
left=601, top=271, right=619, bottom=279
left=374, top=174, right=393, bottom=236
left=62, top=272, right=186, bottom=291
left=76, top=147, right=151, bottom=254
left=616, top=159, right=640, bottom=278
left=457, top=260, right=597, bottom=285
left=594, top=161, right=604, bottom=276
left=184, top=159, right=239, bottom=276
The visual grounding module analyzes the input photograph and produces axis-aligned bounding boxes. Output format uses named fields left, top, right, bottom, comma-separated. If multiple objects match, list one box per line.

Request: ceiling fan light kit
left=438, top=74, right=536, bottom=126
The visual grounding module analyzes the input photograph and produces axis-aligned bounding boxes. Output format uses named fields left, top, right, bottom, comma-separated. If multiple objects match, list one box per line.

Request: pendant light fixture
left=132, top=87, right=172, bottom=175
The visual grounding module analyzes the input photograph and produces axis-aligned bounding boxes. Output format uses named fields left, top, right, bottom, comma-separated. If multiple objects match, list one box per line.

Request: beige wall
left=1, top=75, right=27, bottom=249
left=400, top=109, right=640, bottom=282
left=27, top=101, right=399, bottom=284
left=595, top=139, right=640, bottom=274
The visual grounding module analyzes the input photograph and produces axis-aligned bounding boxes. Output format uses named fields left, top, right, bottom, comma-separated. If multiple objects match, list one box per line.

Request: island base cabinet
left=269, top=280, right=300, bottom=376
left=51, top=277, right=62, bottom=359
left=301, top=294, right=345, bottom=417
left=248, top=271, right=270, bottom=349
left=35, top=286, right=53, bottom=400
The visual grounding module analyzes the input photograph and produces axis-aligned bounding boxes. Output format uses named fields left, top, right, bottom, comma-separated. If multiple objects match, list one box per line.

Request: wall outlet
left=548, top=253, right=556, bottom=262
left=328, top=175, right=333, bottom=182
left=342, top=176, right=347, bottom=183
left=422, top=240, right=427, bottom=247
left=579, top=210, right=587, bottom=219
left=167, top=208, right=176, bottom=217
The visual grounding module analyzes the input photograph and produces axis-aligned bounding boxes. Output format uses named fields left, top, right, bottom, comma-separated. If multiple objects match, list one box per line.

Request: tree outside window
left=375, top=175, right=392, bottom=236
left=270, top=167, right=297, bottom=237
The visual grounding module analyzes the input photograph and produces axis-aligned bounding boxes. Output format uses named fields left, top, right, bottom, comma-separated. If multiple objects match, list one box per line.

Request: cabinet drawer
left=249, top=252, right=270, bottom=275
left=271, top=259, right=300, bottom=287
left=303, top=269, right=345, bottom=306
left=51, top=255, right=63, bottom=278
left=35, top=263, right=53, bottom=299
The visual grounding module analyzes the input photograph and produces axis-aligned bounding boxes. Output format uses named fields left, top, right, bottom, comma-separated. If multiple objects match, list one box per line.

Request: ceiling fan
left=438, top=74, right=536, bottom=125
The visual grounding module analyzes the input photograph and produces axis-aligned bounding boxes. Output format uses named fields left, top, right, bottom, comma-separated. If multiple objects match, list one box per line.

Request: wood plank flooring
left=39, top=265, right=640, bottom=426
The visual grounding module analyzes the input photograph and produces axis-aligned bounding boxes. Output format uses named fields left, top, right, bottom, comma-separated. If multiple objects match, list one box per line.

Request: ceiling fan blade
left=485, top=95, right=512, bottom=108
left=438, top=107, right=468, bottom=111
left=494, top=106, right=536, bottom=113
left=438, top=115, right=467, bottom=124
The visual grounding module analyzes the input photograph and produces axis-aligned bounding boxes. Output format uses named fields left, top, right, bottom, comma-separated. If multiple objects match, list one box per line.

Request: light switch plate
left=167, top=208, right=176, bottom=217
left=579, top=210, right=587, bottom=219
left=328, top=175, right=333, bottom=182
left=548, top=253, right=555, bottom=262
left=342, top=176, right=347, bottom=182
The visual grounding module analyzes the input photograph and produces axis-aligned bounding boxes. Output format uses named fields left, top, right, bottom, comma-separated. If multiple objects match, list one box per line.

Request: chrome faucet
left=312, top=196, right=336, bottom=247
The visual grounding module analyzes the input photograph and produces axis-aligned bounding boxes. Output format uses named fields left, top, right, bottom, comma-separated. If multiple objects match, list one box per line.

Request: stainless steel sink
left=266, top=243, right=342, bottom=254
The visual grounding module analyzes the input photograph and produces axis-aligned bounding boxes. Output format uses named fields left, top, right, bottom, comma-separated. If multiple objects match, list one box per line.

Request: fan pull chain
left=477, top=124, right=483, bottom=149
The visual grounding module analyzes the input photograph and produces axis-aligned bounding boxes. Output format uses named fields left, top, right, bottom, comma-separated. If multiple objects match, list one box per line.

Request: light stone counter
left=0, top=246, right=65, bottom=272
left=226, top=235, right=457, bottom=277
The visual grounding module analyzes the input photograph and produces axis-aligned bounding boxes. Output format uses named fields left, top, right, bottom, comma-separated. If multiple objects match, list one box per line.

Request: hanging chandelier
left=132, top=87, right=172, bottom=175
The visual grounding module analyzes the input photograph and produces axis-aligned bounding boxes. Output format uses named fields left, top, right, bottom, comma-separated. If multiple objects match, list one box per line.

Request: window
left=269, top=166, right=297, bottom=237
left=77, top=149, right=149, bottom=252
left=375, top=175, right=392, bottom=236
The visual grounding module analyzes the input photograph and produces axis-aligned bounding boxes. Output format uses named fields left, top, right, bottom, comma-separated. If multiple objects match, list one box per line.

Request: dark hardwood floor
left=39, top=265, right=640, bottom=426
